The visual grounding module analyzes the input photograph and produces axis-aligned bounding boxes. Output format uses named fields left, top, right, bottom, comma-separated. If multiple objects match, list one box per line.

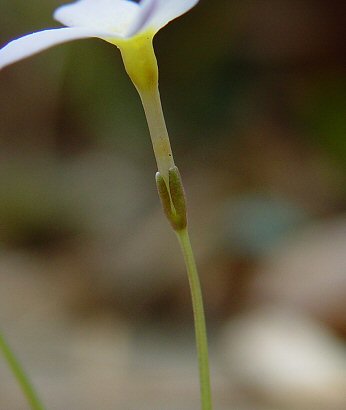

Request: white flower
left=0, top=0, right=199, bottom=70
left=0, top=0, right=200, bottom=181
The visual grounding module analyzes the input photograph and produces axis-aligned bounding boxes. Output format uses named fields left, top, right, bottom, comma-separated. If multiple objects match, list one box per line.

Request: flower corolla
left=0, top=0, right=199, bottom=70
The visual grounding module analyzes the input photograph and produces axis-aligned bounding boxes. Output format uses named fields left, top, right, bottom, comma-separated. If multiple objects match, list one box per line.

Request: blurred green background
left=1, top=1, right=346, bottom=409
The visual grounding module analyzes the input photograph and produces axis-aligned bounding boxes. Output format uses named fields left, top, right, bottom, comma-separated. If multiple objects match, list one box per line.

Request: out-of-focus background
left=1, top=1, right=346, bottom=409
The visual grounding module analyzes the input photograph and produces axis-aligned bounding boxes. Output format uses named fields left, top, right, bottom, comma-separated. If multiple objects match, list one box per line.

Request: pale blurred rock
left=219, top=306, right=346, bottom=410
left=0, top=251, right=131, bottom=409
left=251, top=217, right=346, bottom=331
left=0, top=251, right=301, bottom=409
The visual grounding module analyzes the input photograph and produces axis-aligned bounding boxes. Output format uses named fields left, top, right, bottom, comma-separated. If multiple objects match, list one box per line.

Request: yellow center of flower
left=108, top=31, right=158, bottom=92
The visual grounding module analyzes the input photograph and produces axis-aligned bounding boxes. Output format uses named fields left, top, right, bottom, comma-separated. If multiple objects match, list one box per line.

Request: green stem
left=176, top=228, right=213, bottom=410
left=0, top=331, right=45, bottom=410
left=121, top=35, right=213, bottom=408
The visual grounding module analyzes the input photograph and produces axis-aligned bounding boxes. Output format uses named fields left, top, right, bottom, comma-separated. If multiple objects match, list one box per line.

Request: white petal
left=126, top=0, right=158, bottom=37
left=54, top=0, right=139, bottom=35
left=143, top=0, right=200, bottom=33
left=0, top=27, right=113, bottom=70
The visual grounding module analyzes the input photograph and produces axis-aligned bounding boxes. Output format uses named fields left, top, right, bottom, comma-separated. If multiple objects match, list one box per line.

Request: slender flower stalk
left=0, top=1, right=213, bottom=408
left=176, top=229, right=213, bottom=410
left=121, top=33, right=213, bottom=409
left=156, top=167, right=212, bottom=409
left=0, top=331, right=45, bottom=410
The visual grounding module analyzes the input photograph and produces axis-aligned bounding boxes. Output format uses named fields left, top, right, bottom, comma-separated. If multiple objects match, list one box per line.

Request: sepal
left=156, top=166, right=187, bottom=231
